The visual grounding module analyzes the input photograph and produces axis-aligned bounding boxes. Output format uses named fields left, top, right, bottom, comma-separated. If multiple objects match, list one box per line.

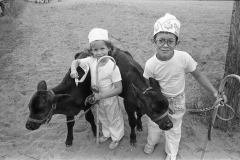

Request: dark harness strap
left=143, top=87, right=153, bottom=94
left=152, top=110, right=169, bottom=122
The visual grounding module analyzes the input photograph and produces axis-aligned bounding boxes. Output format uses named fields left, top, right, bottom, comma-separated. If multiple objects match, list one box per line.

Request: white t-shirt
left=79, top=57, right=122, bottom=92
left=143, top=50, right=197, bottom=96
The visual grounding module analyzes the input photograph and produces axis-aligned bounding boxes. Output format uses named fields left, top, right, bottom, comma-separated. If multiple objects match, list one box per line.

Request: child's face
left=154, top=32, right=178, bottom=61
left=90, top=40, right=110, bottom=60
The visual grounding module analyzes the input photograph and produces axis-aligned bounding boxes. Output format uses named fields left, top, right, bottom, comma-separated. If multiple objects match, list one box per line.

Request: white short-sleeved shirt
left=143, top=50, right=197, bottom=96
left=79, top=57, right=122, bottom=92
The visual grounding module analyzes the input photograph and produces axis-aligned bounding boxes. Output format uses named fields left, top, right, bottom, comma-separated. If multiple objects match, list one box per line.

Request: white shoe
left=165, top=155, right=176, bottom=160
left=109, top=140, right=119, bottom=150
left=99, top=136, right=109, bottom=143
left=144, top=143, right=155, bottom=154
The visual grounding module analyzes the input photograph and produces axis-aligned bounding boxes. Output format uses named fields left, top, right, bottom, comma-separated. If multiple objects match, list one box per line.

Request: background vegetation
left=0, top=0, right=26, bottom=59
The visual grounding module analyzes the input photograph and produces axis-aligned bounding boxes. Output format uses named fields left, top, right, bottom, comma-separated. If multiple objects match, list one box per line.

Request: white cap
left=88, top=28, right=109, bottom=44
left=153, top=13, right=180, bottom=37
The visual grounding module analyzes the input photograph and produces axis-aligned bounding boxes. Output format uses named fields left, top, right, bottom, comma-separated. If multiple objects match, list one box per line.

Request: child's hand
left=70, top=70, right=78, bottom=79
left=93, top=92, right=103, bottom=101
left=220, top=92, right=228, bottom=103
left=168, top=105, right=175, bottom=115
left=213, top=92, right=227, bottom=103
left=213, top=92, right=218, bottom=99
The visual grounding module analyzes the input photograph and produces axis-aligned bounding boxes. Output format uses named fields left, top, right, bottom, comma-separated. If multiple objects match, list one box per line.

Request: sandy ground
left=0, top=0, right=240, bottom=160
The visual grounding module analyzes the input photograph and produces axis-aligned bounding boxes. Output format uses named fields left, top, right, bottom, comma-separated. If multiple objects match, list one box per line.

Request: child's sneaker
left=165, top=155, right=176, bottom=160
left=144, top=143, right=155, bottom=154
left=99, top=136, right=109, bottom=143
left=109, top=140, right=119, bottom=150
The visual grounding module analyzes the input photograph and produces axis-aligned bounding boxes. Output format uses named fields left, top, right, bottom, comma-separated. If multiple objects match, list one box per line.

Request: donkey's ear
left=131, top=84, right=146, bottom=100
left=37, top=80, right=47, bottom=91
left=131, top=84, right=146, bottom=115
left=149, top=77, right=160, bottom=90
left=74, top=52, right=81, bottom=60
left=131, top=84, right=140, bottom=98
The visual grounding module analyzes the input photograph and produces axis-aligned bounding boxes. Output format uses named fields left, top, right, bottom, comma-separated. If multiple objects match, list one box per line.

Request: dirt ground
left=0, top=0, right=239, bottom=160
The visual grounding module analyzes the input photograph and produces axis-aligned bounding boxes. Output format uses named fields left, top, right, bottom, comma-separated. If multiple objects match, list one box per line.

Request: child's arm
left=94, top=81, right=122, bottom=100
left=70, top=59, right=81, bottom=78
left=190, top=68, right=218, bottom=98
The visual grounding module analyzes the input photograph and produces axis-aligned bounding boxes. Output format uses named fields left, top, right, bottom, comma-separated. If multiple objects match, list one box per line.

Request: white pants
left=146, top=93, right=186, bottom=157
left=98, top=96, right=124, bottom=141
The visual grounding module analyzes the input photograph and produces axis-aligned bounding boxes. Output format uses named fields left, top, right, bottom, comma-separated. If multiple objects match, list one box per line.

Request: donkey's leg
left=66, top=116, right=75, bottom=147
left=85, top=107, right=97, bottom=137
left=124, top=100, right=137, bottom=146
left=127, top=110, right=137, bottom=146
left=136, top=107, right=143, bottom=131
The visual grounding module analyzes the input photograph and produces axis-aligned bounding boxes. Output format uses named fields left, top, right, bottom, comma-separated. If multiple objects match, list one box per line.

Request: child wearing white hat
left=143, top=13, right=220, bottom=160
left=70, top=28, right=124, bottom=150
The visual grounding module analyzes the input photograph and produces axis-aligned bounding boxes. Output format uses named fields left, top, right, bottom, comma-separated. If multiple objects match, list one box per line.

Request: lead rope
left=48, top=105, right=95, bottom=124
left=46, top=90, right=95, bottom=125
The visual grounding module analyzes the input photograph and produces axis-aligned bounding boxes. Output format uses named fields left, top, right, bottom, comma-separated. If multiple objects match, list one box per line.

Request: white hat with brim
left=88, top=28, right=109, bottom=44
left=153, top=13, right=181, bottom=38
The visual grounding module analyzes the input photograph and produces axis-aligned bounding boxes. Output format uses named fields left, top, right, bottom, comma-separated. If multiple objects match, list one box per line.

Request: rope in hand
left=200, top=74, right=240, bottom=160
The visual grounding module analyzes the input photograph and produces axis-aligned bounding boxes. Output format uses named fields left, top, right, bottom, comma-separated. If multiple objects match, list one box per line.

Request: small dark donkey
left=26, top=51, right=96, bottom=147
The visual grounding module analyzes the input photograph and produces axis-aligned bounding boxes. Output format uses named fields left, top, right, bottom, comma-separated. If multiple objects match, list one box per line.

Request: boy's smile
left=154, top=32, right=178, bottom=61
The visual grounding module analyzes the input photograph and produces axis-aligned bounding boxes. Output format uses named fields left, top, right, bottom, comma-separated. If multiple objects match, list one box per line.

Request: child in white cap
left=143, top=13, right=220, bottom=160
left=70, top=28, right=124, bottom=150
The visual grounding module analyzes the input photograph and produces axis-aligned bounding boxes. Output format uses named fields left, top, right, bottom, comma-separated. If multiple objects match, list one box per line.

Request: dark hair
left=74, top=49, right=92, bottom=60
left=89, top=40, right=114, bottom=56
left=153, top=32, right=178, bottom=42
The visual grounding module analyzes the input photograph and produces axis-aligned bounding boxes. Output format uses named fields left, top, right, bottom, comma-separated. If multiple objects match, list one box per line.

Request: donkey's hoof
left=65, top=141, right=73, bottom=147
